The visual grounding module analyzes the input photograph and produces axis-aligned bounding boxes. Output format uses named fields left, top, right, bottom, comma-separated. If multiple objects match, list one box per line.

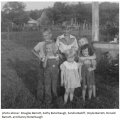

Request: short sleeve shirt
left=56, top=34, right=78, bottom=53
left=34, top=41, right=58, bottom=60
left=34, top=41, right=46, bottom=59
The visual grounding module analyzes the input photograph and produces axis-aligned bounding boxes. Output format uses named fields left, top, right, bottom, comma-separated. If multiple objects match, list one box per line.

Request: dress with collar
left=60, top=61, right=81, bottom=89
left=56, top=34, right=78, bottom=53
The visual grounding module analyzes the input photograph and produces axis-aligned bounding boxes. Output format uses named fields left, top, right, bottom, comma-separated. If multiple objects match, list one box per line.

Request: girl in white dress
left=60, top=48, right=82, bottom=104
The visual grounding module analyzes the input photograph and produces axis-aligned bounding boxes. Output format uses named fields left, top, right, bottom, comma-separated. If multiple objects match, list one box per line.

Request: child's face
left=78, top=38, right=88, bottom=47
left=64, top=27, right=71, bottom=37
left=82, top=48, right=89, bottom=57
left=67, top=57, right=74, bottom=62
left=43, top=31, right=52, bottom=41
left=66, top=49, right=75, bottom=62
left=46, top=44, right=53, bottom=54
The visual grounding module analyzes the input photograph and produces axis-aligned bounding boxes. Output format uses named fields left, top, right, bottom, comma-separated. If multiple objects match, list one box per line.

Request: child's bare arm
left=32, top=49, right=41, bottom=59
left=80, top=53, right=96, bottom=60
left=56, top=49, right=64, bottom=60
left=61, top=70, right=64, bottom=86
left=92, top=59, right=97, bottom=70
left=43, top=56, right=48, bottom=68
left=78, top=63, right=82, bottom=80
left=88, top=60, right=97, bottom=71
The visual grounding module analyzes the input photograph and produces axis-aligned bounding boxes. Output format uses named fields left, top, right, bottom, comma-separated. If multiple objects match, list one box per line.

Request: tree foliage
left=1, top=2, right=119, bottom=33
left=99, top=2, right=119, bottom=25
left=2, top=2, right=29, bottom=25
left=29, top=10, right=42, bottom=20
left=46, top=2, right=92, bottom=24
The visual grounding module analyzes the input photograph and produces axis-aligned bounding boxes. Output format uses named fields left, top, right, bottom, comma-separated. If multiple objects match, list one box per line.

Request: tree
left=99, top=2, right=119, bottom=25
left=74, top=2, right=92, bottom=24
left=2, top=2, right=25, bottom=13
left=47, top=2, right=92, bottom=25
left=99, top=2, right=119, bottom=41
left=29, top=10, right=42, bottom=20
left=2, top=2, right=29, bottom=25
left=52, top=2, right=69, bottom=24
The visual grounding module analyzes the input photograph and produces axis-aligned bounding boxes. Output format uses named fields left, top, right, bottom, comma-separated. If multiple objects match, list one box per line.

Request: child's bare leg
left=92, top=85, right=96, bottom=97
left=82, top=85, right=87, bottom=101
left=70, top=88, right=74, bottom=102
left=64, top=88, right=69, bottom=104
left=88, top=85, right=92, bottom=100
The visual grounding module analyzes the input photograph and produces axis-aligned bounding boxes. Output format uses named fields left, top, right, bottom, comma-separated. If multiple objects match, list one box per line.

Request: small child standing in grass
left=80, top=44, right=96, bottom=101
left=60, top=48, right=82, bottom=104
left=78, top=37, right=96, bottom=101
left=43, top=42, right=59, bottom=104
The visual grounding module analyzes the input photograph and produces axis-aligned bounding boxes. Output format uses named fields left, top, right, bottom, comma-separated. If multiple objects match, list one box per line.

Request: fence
left=1, top=25, right=119, bottom=51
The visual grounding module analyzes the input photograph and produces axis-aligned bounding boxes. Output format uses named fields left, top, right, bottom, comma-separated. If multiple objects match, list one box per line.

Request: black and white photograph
left=1, top=1, right=119, bottom=109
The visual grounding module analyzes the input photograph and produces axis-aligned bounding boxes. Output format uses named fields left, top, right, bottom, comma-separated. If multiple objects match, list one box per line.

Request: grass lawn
left=1, top=31, right=119, bottom=109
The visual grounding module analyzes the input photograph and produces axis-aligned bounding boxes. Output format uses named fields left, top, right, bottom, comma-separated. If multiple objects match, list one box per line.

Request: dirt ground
left=1, top=33, right=119, bottom=109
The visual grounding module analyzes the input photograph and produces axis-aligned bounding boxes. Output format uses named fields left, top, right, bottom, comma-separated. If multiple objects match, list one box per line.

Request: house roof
left=28, top=18, right=38, bottom=24
left=37, top=10, right=50, bottom=25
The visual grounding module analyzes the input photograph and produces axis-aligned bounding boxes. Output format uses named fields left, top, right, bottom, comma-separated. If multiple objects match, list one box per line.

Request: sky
left=24, top=2, right=54, bottom=11
left=1, top=1, right=119, bottom=11
left=1, top=2, right=55, bottom=11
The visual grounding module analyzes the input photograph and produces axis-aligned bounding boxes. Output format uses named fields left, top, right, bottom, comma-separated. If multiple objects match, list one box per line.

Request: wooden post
left=92, top=2, right=99, bottom=41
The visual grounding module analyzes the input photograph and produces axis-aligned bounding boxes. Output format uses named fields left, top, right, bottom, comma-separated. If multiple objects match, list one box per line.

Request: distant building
left=27, top=18, right=38, bottom=27
left=23, top=18, right=38, bottom=31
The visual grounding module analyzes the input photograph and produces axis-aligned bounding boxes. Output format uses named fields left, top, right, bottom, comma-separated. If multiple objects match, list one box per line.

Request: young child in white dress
left=60, top=48, right=82, bottom=104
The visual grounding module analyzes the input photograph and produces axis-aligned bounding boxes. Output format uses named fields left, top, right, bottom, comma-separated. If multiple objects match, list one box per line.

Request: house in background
left=23, top=18, right=38, bottom=31
left=27, top=18, right=38, bottom=27
left=23, top=10, right=51, bottom=31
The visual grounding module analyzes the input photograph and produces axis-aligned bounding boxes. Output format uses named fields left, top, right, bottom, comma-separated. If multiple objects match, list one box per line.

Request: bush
left=96, top=52, right=119, bottom=79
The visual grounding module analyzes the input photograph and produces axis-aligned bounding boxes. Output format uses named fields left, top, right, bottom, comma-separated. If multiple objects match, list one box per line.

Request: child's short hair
left=42, top=27, right=51, bottom=34
left=44, top=41, right=57, bottom=55
left=81, top=44, right=94, bottom=56
left=65, top=48, right=76, bottom=59
left=79, top=36, right=89, bottom=46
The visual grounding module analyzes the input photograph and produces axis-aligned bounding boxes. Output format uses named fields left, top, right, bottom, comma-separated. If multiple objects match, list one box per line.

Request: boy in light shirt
left=32, top=28, right=58, bottom=102
left=32, top=28, right=53, bottom=62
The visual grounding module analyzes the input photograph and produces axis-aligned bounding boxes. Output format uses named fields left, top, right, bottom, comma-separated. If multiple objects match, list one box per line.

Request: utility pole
left=92, top=2, right=99, bottom=42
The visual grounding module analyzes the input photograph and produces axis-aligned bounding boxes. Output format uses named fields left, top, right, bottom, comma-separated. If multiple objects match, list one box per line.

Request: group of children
left=32, top=28, right=97, bottom=106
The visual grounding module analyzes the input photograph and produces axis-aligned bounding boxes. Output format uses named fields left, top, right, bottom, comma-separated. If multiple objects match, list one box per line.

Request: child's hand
left=59, top=54, right=63, bottom=59
left=61, top=82, right=64, bottom=86
left=61, top=79, right=64, bottom=86
left=42, top=55, right=48, bottom=68
left=56, top=55, right=59, bottom=61
left=88, top=67, right=93, bottom=71
left=79, top=57, right=86, bottom=60
left=41, top=56, right=45, bottom=62
left=45, top=54, right=49, bottom=60
left=42, top=56, right=46, bottom=62
left=80, top=79, right=82, bottom=84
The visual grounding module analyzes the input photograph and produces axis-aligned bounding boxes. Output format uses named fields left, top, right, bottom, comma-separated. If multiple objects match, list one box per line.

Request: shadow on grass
left=7, top=58, right=44, bottom=99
